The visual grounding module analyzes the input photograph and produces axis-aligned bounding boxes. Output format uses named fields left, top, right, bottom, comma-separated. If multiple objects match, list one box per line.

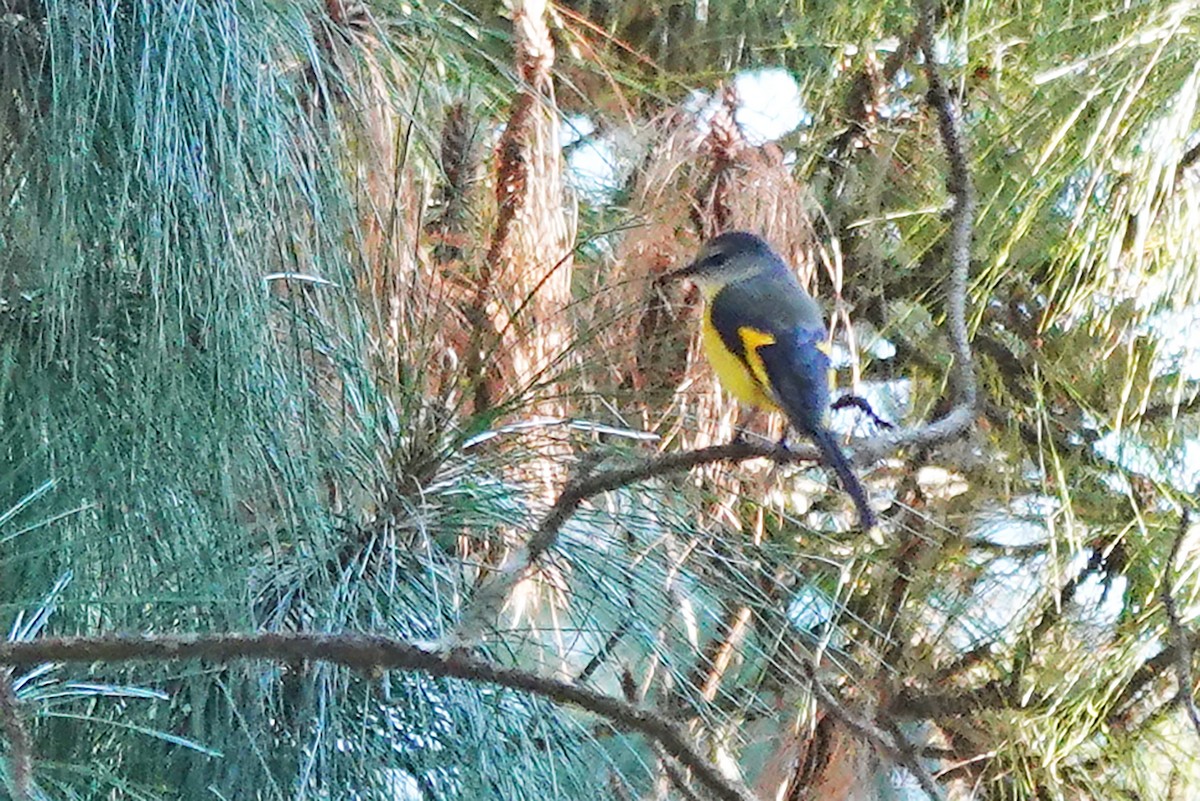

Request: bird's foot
left=831, top=394, right=894, bottom=430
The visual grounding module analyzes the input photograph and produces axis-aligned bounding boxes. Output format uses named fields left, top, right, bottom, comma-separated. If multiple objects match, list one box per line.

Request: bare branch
left=917, top=0, right=975, bottom=409
left=1140, top=391, right=1200, bottom=424
left=852, top=0, right=980, bottom=466
left=1161, top=510, right=1200, bottom=741
left=0, top=634, right=757, bottom=801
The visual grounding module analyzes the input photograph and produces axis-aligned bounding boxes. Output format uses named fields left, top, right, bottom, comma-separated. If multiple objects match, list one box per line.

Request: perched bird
left=667, top=231, right=876, bottom=528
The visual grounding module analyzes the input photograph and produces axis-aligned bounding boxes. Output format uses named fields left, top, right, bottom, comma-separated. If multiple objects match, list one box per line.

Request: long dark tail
left=807, top=425, right=876, bottom=529
left=755, top=335, right=876, bottom=528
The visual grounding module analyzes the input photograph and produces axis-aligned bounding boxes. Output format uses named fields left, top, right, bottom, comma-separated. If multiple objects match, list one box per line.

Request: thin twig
left=831, top=394, right=896, bottom=430
left=1108, top=625, right=1200, bottom=729
left=576, top=618, right=633, bottom=685
left=889, top=679, right=1017, bottom=720
left=800, top=660, right=946, bottom=801
left=1161, top=510, right=1200, bottom=741
left=0, top=634, right=758, bottom=801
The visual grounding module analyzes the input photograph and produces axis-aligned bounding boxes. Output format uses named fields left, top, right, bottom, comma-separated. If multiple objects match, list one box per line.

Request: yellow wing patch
left=699, top=315, right=777, bottom=410
left=737, top=326, right=776, bottom=393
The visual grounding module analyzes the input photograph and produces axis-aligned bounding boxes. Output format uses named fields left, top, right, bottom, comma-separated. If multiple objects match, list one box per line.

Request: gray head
left=668, top=231, right=790, bottom=292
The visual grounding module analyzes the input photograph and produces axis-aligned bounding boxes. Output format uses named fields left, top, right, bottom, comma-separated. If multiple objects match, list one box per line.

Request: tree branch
left=1161, top=510, right=1200, bottom=741
left=888, top=679, right=1019, bottom=720
left=800, top=660, right=946, bottom=800
left=822, top=0, right=979, bottom=465
left=527, top=440, right=816, bottom=561
left=451, top=440, right=824, bottom=643
left=1107, top=638, right=1188, bottom=731
left=1140, top=389, right=1200, bottom=425
left=660, top=755, right=707, bottom=801
left=852, top=0, right=979, bottom=466
left=888, top=557, right=1108, bottom=721
left=0, top=633, right=757, bottom=801
left=0, top=671, right=30, bottom=801
left=917, top=1, right=975, bottom=411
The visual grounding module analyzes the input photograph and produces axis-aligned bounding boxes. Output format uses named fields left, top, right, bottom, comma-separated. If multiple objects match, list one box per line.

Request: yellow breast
left=700, top=309, right=778, bottom=411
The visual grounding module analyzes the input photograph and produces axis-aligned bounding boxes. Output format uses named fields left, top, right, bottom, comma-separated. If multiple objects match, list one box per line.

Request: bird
left=665, top=231, right=876, bottom=529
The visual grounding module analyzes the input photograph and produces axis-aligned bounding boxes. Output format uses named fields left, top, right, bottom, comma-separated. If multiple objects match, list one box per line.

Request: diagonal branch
left=1161, top=509, right=1200, bottom=740
left=526, top=440, right=813, bottom=561
left=1108, top=630, right=1200, bottom=731
left=0, top=633, right=757, bottom=801
left=451, top=440, right=823, bottom=643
